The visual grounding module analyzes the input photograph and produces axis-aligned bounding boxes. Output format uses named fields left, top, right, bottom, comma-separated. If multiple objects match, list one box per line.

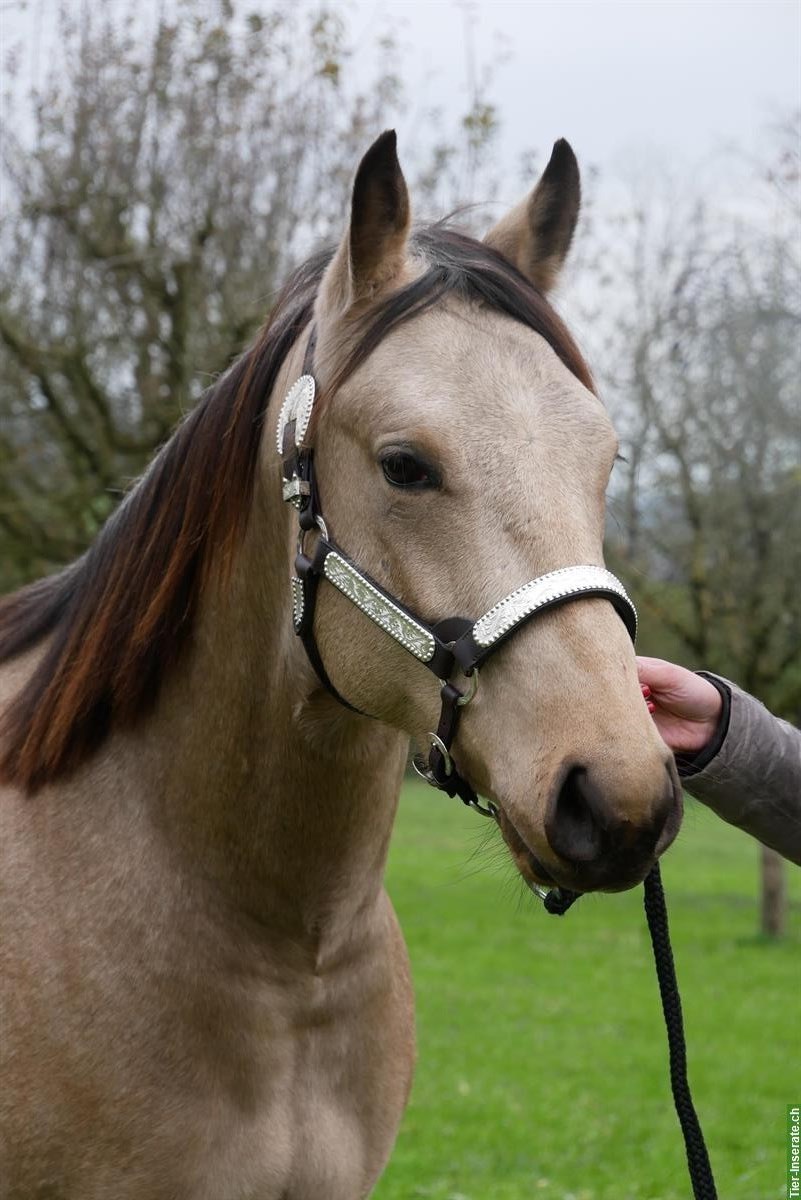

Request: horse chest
left=162, top=1094, right=370, bottom=1200
left=164, top=942, right=414, bottom=1200
left=249, top=942, right=415, bottom=1197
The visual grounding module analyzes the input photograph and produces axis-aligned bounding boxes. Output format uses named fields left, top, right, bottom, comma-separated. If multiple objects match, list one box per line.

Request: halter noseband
left=278, top=342, right=638, bottom=836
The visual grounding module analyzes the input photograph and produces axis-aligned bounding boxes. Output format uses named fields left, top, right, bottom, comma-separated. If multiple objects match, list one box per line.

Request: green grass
left=374, top=782, right=801, bottom=1200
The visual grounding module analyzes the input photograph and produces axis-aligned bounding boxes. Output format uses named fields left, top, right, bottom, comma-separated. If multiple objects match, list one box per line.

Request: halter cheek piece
left=278, top=345, right=638, bottom=838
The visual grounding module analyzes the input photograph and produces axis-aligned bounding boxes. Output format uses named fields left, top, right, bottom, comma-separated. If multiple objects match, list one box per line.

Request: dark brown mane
left=0, top=250, right=329, bottom=791
left=0, top=225, right=592, bottom=793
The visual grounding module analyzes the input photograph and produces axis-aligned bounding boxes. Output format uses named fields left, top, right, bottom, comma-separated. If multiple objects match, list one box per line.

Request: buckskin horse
left=0, top=132, right=681, bottom=1199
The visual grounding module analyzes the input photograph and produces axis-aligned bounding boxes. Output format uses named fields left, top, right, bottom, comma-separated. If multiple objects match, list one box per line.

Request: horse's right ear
left=319, top=130, right=412, bottom=314
left=484, top=139, right=581, bottom=293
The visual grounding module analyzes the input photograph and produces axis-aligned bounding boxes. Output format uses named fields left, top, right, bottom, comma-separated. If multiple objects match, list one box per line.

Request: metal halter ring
left=456, top=669, right=478, bottom=707
left=435, top=669, right=478, bottom=708
left=412, top=733, right=453, bottom=784
left=411, top=757, right=435, bottom=785
left=313, top=514, right=329, bottom=541
left=297, top=514, right=330, bottom=557
left=467, top=796, right=499, bottom=820
left=426, top=733, right=452, bottom=776
left=528, top=881, right=551, bottom=900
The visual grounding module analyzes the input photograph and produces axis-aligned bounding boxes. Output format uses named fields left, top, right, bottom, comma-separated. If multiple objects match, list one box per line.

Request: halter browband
left=278, top=344, right=637, bottom=827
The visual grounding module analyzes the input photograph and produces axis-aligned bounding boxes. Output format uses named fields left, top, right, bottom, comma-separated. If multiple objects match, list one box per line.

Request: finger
left=635, top=655, right=679, bottom=690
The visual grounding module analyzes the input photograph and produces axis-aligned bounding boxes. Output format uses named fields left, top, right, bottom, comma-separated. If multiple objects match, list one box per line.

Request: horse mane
left=0, top=225, right=592, bottom=793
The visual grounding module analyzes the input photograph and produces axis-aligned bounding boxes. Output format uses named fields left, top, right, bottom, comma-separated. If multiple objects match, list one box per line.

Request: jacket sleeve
left=678, top=674, right=801, bottom=867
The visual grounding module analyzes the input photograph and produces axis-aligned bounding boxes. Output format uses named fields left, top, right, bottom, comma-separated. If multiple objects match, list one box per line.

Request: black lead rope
left=642, top=864, right=718, bottom=1199
left=544, top=864, right=718, bottom=1200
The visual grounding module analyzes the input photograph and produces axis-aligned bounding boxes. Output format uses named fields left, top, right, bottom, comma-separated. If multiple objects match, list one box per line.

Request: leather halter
left=279, top=335, right=638, bottom=828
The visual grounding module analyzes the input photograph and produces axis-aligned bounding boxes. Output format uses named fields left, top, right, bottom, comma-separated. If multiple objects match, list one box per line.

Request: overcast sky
left=348, top=0, right=799, bottom=197
left=2, top=0, right=798, bottom=203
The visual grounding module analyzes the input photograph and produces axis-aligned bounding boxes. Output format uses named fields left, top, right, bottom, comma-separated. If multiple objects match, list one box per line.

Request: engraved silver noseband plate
left=472, top=564, right=637, bottom=648
left=323, top=551, right=436, bottom=663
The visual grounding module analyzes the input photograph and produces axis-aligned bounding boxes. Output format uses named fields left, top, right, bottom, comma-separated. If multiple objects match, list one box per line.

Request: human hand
left=636, top=656, right=723, bottom=755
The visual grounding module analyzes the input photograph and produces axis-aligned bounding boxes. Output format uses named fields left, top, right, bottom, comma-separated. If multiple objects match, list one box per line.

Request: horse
left=0, top=131, right=681, bottom=1199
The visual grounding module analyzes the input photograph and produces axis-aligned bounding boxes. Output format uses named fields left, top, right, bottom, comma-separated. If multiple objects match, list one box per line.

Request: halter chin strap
left=278, top=349, right=638, bottom=821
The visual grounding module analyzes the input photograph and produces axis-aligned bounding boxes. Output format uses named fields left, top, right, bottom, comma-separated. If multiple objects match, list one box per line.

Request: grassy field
left=374, top=781, right=801, bottom=1200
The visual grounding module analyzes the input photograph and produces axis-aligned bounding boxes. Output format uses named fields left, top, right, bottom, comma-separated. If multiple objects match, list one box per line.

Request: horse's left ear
left=319, top=129, right=412, bottom=314
left=484, top=139, right=580, bottom=292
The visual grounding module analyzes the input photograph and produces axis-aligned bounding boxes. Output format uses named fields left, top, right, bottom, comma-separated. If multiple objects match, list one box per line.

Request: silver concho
left=276, top=375, right=316, bottom=455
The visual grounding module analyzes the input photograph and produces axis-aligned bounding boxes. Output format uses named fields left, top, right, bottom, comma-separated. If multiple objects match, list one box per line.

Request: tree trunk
left=759, top=845, right=786, bottom=938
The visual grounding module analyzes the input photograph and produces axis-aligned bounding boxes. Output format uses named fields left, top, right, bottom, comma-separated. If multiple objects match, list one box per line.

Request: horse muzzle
left=498, top=761, right=683, bottom=894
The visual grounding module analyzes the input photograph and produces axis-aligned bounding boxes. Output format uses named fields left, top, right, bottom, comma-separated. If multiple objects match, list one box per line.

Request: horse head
left=274, top=131, right=682, bottom=895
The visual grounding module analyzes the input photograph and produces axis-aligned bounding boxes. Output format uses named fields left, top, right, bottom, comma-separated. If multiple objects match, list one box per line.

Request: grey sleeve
left=681, top=675, right=801, bottom=866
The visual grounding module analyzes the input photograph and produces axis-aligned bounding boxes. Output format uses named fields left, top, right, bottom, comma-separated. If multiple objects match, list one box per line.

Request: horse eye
left=380, top=450, right=440, bottom=490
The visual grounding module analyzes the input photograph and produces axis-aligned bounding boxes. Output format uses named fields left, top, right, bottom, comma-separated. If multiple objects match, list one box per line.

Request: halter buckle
left=283, top=476, right=310, bottom=506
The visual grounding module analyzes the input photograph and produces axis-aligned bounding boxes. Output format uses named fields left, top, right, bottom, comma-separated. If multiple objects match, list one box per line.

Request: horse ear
left=484, top=139, right=580, bottom=292
left=321, top=130, right=412, bottom=313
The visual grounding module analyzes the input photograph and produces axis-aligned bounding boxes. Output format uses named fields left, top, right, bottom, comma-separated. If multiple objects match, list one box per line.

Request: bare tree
left=597, top=121, right=800, bottom=935
left=0, top=0, right=500, bottom=588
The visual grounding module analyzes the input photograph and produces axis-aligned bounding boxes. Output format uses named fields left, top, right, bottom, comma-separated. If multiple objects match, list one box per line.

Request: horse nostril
left=545, top=763, right=679, bottom=873
left=545, top=765, right=605, bottom=864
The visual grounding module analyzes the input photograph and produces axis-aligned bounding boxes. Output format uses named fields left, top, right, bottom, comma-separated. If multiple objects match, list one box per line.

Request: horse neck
left=135, top=437, right=408, bottom=943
